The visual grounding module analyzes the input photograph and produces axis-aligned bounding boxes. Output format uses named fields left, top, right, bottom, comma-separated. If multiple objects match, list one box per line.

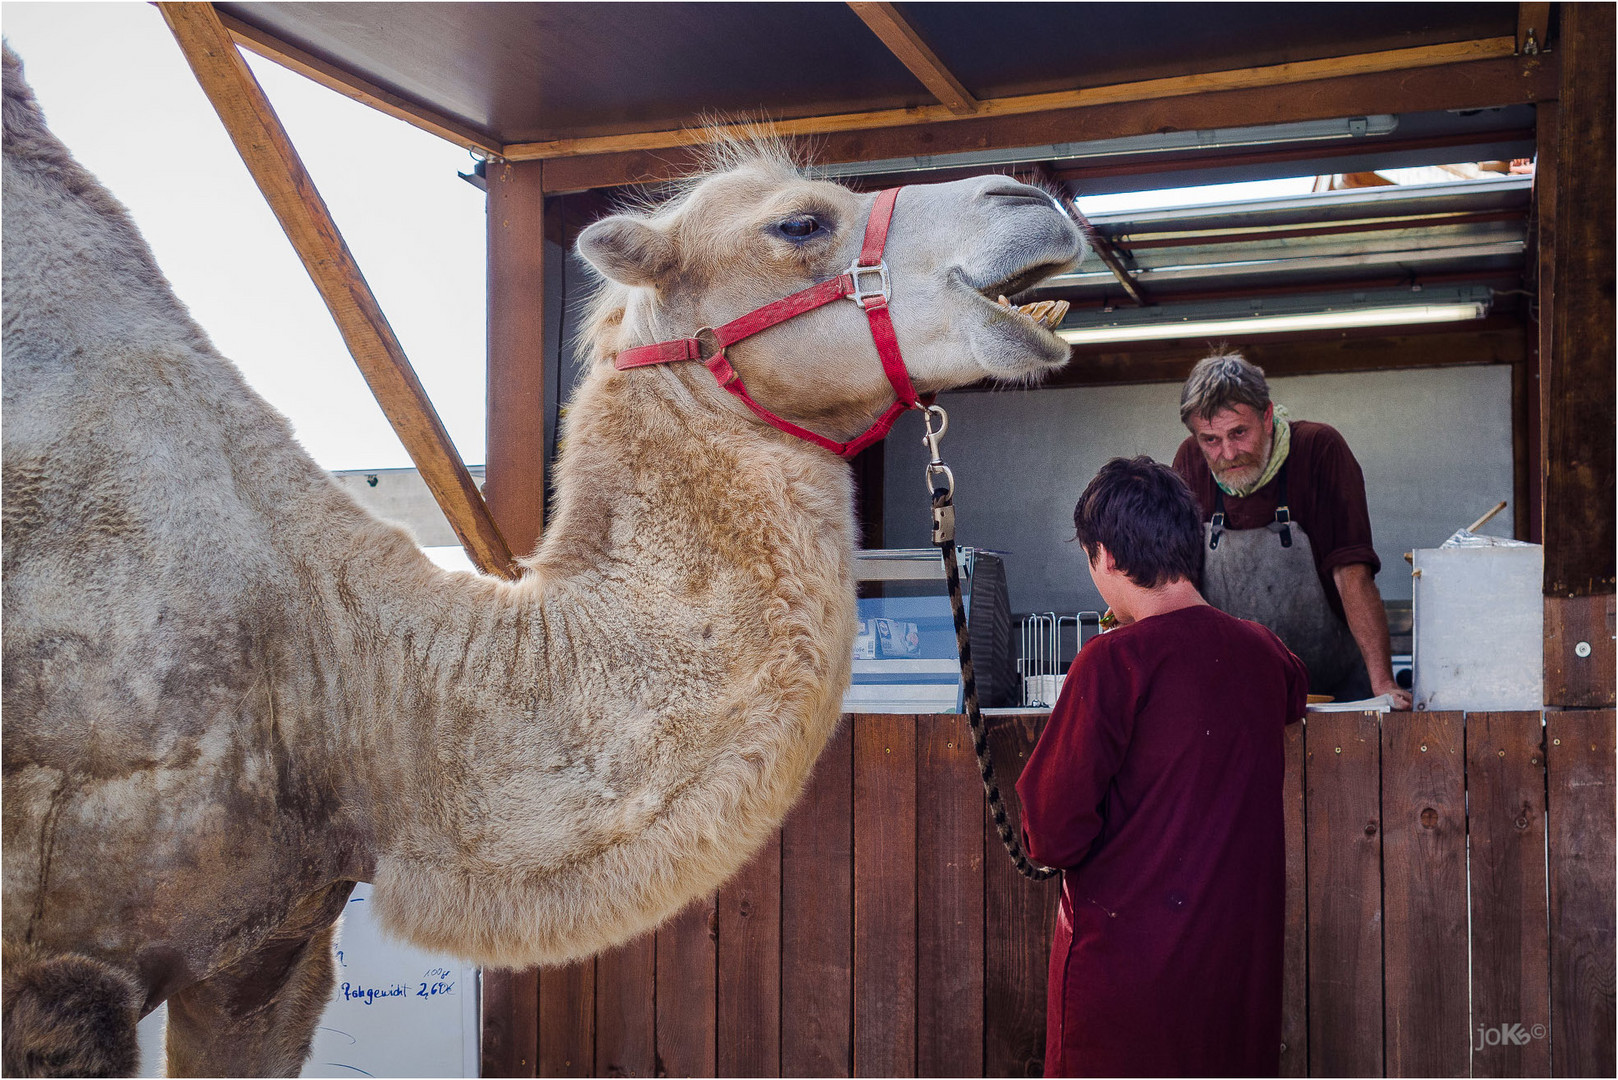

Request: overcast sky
left=4, top=0, right=489, bottom=472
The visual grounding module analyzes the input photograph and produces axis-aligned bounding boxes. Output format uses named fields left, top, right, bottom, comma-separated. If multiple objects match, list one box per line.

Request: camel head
left=577, top=145, right=1087, bottom=447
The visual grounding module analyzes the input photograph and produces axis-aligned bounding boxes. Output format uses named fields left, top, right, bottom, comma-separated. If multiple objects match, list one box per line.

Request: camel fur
left=1, top=43, right=1084, bottom=1077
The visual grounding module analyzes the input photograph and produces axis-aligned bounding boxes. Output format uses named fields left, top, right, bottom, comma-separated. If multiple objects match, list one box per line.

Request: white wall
left=884, top=364, right=1516, bottom=615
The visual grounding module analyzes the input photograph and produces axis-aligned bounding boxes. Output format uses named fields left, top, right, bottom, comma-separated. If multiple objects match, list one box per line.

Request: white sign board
left=137, top=884, right=479, bottom=1078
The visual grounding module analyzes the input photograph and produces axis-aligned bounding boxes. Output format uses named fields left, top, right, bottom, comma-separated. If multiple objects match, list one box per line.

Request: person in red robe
left=1017, top=456, right=1307, bottom=1078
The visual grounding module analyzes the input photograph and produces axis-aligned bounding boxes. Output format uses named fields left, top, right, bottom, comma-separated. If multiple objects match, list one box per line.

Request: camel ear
left=576, top=216, right=676, bottom=288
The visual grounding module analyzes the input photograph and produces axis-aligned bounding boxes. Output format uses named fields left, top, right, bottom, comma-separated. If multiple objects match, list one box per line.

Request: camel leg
left=163, top=921, right=340, bottom=1078
left=1, top=942, right=143, bottom=1077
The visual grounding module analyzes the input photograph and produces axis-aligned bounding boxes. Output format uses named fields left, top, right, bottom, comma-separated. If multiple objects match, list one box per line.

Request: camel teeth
left=1015, top=299, right=1069, bottom=330
left=996, top=294, right=1012, bottom=308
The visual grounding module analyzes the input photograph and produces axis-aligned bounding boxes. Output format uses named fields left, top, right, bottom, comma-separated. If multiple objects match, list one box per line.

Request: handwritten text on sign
left=339, top=968, right=457, bottom=1006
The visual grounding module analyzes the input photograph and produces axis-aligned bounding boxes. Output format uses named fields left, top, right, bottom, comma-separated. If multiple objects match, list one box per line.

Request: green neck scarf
left=1215, top=404, right=1292, bottom=497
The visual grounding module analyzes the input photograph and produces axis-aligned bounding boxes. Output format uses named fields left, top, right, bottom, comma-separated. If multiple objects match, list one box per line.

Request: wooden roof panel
left=217, top=2, right=1525, bottom=149
left=219, top=1, right=932, bottom=143
left=900, top=2, right=1521, bottom=100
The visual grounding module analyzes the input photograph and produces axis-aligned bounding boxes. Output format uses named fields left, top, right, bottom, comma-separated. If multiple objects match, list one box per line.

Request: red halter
left=613, top=186, right=930, bottom=460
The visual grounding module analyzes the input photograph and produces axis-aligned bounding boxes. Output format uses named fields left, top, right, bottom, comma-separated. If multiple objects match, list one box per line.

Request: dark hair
left=1072, top=456, right=1203, bottom=589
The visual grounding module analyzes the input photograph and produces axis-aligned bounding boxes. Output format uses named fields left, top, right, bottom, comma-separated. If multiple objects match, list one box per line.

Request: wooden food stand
left=154, top=3, right=1613, bottom=1074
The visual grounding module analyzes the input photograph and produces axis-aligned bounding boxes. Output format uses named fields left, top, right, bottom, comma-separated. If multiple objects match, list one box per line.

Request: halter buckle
left=847, top=260, right=891, bottom=309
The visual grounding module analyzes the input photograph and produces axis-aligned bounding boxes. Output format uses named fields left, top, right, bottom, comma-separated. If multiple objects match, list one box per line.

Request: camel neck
left=348, top=360, right=861, bottom=965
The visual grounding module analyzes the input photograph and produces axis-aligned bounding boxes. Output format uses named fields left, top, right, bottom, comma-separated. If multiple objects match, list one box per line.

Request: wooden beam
left=991, top=324, right=1526, bottom=390
left=1541, top=3, right=1615, bottom=607
left=1517, top=2, right=1552, bottom=55
left=158, top=2, right=518, bottom=579
left=486, top=160, right=550, bottom=559
left=536, top=51, right=1558, bottom=193
left=216, top=10, right=504, bottom=158
left=846, top=2, right=977, bottom=116
left=505, top=37, right=1517, bottom=163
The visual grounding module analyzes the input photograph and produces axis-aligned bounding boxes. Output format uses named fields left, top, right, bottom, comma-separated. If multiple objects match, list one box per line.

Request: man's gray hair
left=1179, top=350, right=1271, bottom=426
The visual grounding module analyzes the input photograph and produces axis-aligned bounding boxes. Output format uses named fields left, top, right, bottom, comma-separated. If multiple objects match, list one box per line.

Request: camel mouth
left=962, top=262, right=1072, bottom=349
left=980, top=261, right=1069, bottom=304
left=968, top=261, right=1073, bottom=340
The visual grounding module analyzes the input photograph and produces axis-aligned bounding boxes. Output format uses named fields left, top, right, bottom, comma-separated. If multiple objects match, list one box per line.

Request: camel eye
left=776, top=215, right=822, bottom=240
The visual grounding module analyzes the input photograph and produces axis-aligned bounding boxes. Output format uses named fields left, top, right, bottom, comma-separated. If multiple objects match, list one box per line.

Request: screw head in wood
left=1499, top=749, right=1506, bottom=756
left=1335, top=747, right=1342, bottom=754
left=1575, top=641, right=1593, bottom=658
left=1421, top=744, right=1428, bottom=752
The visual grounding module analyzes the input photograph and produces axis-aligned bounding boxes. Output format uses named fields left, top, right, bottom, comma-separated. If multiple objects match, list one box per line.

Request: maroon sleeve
left=1015, top=640, right=1139, bottom=869
left=1171, top=436, right=1216, bottom=519
left=1301, top=424, right=1380, bottom=578
left=1282, top=637, right=1309, bottom=726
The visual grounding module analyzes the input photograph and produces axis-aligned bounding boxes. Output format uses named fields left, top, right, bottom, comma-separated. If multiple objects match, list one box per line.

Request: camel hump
left=3, top=43, right=60, bottom=158
left=0, top=943, right=142, bottom=1078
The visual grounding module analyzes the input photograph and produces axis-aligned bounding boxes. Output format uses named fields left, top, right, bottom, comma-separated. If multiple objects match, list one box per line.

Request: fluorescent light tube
left=1056, top=302, right=1488, bottom=345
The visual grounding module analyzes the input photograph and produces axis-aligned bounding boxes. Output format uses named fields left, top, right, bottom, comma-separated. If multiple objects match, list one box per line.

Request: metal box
left=1412, top=542, right=1543, bottom=711
left=841, top=548, right=1013, bottom=714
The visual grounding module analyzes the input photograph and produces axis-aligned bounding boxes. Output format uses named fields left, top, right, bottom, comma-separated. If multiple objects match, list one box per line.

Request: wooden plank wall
left=501, top=710, right=1615, bottom=1078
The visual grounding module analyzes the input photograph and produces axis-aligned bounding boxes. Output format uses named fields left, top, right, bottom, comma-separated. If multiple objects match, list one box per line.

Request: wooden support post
left=1541, top=2, right=1616, bottom=706
left=157, top=2, right=516, bottom=579
left=485, top=159, right=550, bottom=559
left=1522, top=99, right=1556, bottom=544
left=480, top=159, right=550, bottom=1077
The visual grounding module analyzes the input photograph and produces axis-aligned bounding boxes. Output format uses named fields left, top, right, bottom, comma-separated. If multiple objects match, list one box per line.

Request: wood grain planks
left=1279, top=720, right=1308, bottom=1078
left=717, top=832, right=782, bottom=1077
left=1381, top=712, right=1468, bottom=1077
left=915, top=715, right=985, bottom=1077
left=983, top=712, right=1056, bottom=1078
left=483, top=969, right=540, bottom=1077
left=1547, top=710, right=1617, bottom=1078
left=594, top=937, right=655, bottom=1078
left=1304, top=711, right=1383, bottom=1078
left=781, top=723, right=853, bottom=1077
left=1544, top=594, right=1617, bottom=708
left=538, top=961, right=594, bottom=1077
left=655, top=897, right=717, bottom=1077
left=852, top=714, right=918, bottom=1077
left=1467, top=712, right=1550, bottom=1078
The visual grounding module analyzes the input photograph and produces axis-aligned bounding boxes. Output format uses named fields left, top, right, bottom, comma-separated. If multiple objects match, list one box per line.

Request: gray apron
left=1201, top=460, right=1370, bottom=698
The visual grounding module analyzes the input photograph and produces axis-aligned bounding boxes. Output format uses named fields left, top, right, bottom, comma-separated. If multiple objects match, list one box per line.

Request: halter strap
left=613, top=186, right=929, bottom=459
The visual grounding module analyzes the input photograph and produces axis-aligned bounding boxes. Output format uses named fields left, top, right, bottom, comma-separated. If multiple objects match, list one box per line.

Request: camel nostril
left=980, top=180, right=1057, bottom=207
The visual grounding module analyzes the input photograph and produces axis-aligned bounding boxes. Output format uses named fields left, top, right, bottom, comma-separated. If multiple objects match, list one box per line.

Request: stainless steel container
left=1412, top=541, right=1543, bottom=711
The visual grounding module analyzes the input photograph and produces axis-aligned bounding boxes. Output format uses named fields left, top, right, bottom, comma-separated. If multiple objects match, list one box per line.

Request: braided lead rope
left=933, top=486, right=1059, bottom=882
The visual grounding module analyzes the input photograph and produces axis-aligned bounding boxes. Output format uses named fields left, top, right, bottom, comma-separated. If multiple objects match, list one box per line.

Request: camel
left=0, top=44, right=1084, bottom=1077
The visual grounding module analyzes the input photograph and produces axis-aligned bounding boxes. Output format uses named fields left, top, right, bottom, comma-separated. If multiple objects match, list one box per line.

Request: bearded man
left=1171, top=351, right=1412, bottom=708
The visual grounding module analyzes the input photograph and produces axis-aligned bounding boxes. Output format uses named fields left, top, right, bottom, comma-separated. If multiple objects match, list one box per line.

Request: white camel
left=0, top=45, right=1083, bottom=1077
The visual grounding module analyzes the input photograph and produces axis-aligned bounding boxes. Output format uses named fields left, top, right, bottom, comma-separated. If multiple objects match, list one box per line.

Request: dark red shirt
left=1017, top=604, right=1308, bottom=1078
left=1172, top=420, right=1379, bottom=622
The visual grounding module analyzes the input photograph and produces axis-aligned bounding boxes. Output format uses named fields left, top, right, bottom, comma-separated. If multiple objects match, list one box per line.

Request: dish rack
left=1018, top=611, right=1102, bottom=707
